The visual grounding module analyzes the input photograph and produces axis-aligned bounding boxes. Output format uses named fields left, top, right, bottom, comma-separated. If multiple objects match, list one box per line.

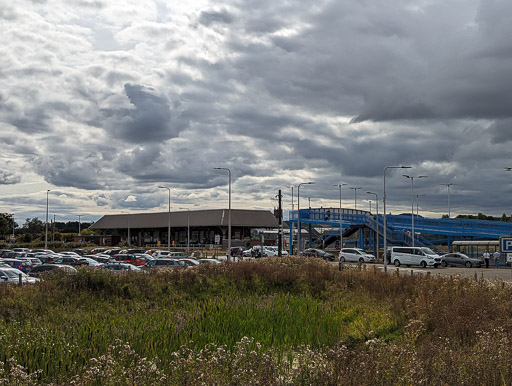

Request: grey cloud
left=0, top=170, right=21, bottom=184
left=104, top=84, right=187, bottom=143
left=489, top=119, right=512, bottom=143
left=198, top=9, right=234, bottom=26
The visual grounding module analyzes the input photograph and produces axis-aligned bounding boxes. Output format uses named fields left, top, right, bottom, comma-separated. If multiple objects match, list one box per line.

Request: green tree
left=0, top=213, right=16, bottom=239
left=22, top=217, right=45, bottom=236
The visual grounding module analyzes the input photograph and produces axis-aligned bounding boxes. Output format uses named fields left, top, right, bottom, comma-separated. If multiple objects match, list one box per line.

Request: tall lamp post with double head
left=297, top=182, right=314, bottom=254
left=158, top=186, right=171, bottom=251
left=440, top=183, right=457, bottom=218
left=403, top=175, right=427, bottom=247
left=214, top=167, right=231, bottom=261
left=350, top=187, right=362, bottom=209
left=45, top=190, right=50, bottom=250
left=383, top=166, right=411, bottom=270
left=334, top=183, right=347, bottom=252
left=366, top=191, right=379, bottom=255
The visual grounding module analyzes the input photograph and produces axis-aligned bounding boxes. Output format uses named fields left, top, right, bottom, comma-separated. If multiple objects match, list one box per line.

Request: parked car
left=101, top=263, right=141, bottom=273
left=31, top=249, right=55, bottom=255
left=78, top=257, right=104, bottom=267
left=441, top=252, right=483, bottom=268
left=38, top=254, right=61, bottom=264
left=198, top=259, right=222, bottom=264
left=71, top=249, right=88, bottom=256
left=265, top=246, right=288, bottom=256
left=104, top=249, right=123, bottom=256
left=229, top=247, right=245, bottom=257
left=179, top=258, right=200, bottom=267
left=243, top=246, right=267, bottom=257
left=390, top=247, right=441, bottom=268
left=125, top=249, right=146, bottom=254
left=136, top=254, right=155, bottom=263
left=90, top=248, right=107, bottom=254
left=3, top=251, right=26, bottom=259
left=0, top=249, right=12, bottom=257
left=112, top=254, right=147, bottom=267
left=0, top=268, right=40, bottom=284
left=152, top=250, right=188, bottom=258
left=1, top=259, right=32, bottom=273
left=12, top=248, right=31, bottom=253
left=143, top=258, right=186, bottom=269
left=18, top=257, right=43, bottom=268
left=339, top=248, right=376, bottom=263
left=59, top=251, right=81, bottom=258
left=86, top=255, right=116, bottom=264
left=302, top=248, right=335, bottom=261
left=52, top=257, right=85, bottom=266
left=28, top=264, right=78, bottom=277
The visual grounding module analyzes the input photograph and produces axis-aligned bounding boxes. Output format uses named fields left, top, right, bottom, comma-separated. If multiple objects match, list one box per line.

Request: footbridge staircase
left=288, top=208, right=512, bottom=255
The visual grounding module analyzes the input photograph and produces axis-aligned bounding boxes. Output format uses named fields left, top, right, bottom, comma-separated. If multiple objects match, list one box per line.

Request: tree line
left=0, top=213, right=95, bottom=242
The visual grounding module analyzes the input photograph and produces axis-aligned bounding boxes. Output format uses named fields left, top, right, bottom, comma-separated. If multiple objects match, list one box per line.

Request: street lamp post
left=334, top=183, right=347, bottom=252
left=403, top=175, right=427, bottom=247
left=366, top=191, right=379, bottom=257
left=77, top=215, right=82, bottom=236
left=383, top=166, right=411, bottom=270
left=297, top=182, right=314, bottom=254
left=214, top=168, right=231, bottom=261
left=440, top=183, right=457, bottom=218
left=45, top=190, right=50, bottom=250
left=350, top=187, right=362, bottom=209
left=158, top=186, right=171, bottom=251
left=415, top=194, right=425, bottom=217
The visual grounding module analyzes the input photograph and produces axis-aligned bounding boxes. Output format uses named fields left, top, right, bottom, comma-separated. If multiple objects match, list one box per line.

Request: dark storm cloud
left=104, top=84, right=187, bottom=143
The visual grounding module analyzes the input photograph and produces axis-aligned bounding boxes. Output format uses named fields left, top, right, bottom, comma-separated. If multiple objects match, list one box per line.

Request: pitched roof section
left=90, top=209, right=279, bottom=229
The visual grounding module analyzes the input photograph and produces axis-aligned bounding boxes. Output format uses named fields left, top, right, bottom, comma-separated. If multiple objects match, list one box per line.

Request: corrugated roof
left=90, top=209, right=279, bottom=229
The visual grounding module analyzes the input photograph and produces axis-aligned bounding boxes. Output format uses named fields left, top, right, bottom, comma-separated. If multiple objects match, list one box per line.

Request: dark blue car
left=1, top=259, right=32, bottom=273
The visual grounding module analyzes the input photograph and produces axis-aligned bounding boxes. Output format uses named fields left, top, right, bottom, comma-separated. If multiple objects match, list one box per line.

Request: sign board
left=215, top=234, right=220, bottom=244
left=507, top=253, right=512, bottom=263
left=500, top=237, right=512, bottom=253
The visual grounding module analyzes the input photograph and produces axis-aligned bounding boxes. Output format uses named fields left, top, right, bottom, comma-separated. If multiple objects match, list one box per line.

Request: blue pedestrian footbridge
left=288, top=208, right=512, bottom=255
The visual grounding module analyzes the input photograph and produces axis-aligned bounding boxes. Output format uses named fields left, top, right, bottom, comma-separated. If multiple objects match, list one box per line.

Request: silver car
left=0, top=268, right=40, bottom=284
left=339, top=248, right=376, bottom=263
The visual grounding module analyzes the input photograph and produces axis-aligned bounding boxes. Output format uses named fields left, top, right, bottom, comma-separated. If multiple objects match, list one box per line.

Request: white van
left=390, top=247, right=441, bottom=268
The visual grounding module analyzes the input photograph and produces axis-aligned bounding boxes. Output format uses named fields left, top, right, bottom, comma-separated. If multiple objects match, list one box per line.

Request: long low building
left=89, top=209, right=279, bottom=248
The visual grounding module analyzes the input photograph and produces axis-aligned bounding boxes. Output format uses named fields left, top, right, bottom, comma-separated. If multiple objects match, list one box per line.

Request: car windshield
left=421, top=248, right=435, bottom=255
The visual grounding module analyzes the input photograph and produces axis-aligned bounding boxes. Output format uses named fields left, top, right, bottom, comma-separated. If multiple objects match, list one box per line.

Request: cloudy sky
left=1, top=0, right=512, bottom=225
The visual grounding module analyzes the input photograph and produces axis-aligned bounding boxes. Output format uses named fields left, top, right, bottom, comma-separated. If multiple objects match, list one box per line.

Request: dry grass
left=1, top=258, right=512, bottom=384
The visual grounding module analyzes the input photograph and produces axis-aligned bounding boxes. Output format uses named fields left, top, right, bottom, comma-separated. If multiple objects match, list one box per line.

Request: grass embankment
left=1, top=258, right=512, bottom=384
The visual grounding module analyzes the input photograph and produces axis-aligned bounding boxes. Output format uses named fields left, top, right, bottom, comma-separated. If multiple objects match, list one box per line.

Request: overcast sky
left=1, top=0, right=512, bottom=225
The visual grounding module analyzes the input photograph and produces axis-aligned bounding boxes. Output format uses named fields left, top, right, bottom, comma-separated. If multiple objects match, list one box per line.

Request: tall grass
left=0, top=258, right=511, bottom=384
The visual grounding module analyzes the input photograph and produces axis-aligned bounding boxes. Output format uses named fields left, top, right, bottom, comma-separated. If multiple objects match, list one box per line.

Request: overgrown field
left=1, top=258, right=512, bottom=384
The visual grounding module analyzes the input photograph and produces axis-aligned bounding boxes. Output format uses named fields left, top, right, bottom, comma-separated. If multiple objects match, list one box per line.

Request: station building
left=89, top=209, right=279, bottom=248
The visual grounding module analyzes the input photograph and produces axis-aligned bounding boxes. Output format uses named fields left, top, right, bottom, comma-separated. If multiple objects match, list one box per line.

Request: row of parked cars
left=0, top=248, right=224, bottom=284
left=300, top=246, right=485, bottom=269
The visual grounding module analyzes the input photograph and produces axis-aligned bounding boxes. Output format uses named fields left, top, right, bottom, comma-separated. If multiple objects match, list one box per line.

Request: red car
left=112, top=254, right=147, bottom=267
